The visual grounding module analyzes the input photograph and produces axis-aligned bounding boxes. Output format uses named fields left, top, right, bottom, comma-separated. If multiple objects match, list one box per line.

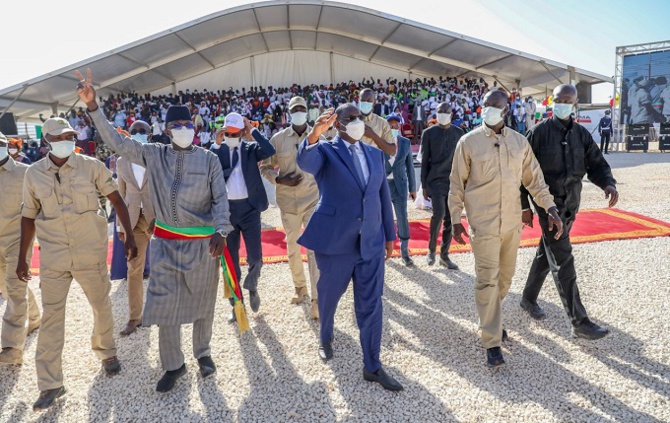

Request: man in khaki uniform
left=448, top=90, right=563, bottom=368
left=260, top=96, right=320, bottom=319
left=0, top=132, right=41, bottom=365
left=16, top=117, right=137, bottom=411
left=116, top=120, right=156, bottom=336
left=359, top=88, right=397, bottom=155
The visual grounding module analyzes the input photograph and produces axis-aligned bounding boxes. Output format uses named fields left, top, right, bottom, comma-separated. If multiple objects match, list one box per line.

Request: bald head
left=483, top=90, right=509, bottom=109
left=553, top=84, right=578, bottom=105
left=360, top=88, right=375, bottom=103
left=436, top=102, right=452, bottom=114
left=129, top=120, right=151, bottom=132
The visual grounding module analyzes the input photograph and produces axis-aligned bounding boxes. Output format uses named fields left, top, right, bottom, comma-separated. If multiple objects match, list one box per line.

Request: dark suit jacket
left=212, top=129, right=276, bottom=212
left=385, top=136, right=416, bottom=199
left=296, top=136, right=395, bottom=260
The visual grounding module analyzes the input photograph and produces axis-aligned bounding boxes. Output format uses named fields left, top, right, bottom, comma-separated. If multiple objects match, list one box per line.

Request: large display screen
left=621, top=49, right=670, bottom=124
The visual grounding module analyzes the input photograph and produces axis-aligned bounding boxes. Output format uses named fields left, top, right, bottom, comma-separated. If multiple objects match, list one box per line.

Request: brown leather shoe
left=0, top=347, right=23, bottom=365
left=102, top=356, right=121, bottom=376
left=120, top=319, right=142, bottom=337
left=310, top=299, right=319, bottom=320
left=291, top=286, right=309, bottom=304
left=28, top=320, right=41, bottom=335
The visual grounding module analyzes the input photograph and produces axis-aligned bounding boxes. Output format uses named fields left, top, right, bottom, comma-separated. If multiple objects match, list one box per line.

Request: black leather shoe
left=318, top=343, right=333, bottom=361
left=502, top=328, right=509, bottom=343
left=487, top=347, right=505, bottom=368
left=439, top=257, right=459, bottom=270
left=33, top=386, right=66, bottom=411
left=520, top=298, right=547, bottom=320
left=363, top=367, right=403, bottom=391
left=156, top=364, right=187, bottom=393
left=102, top=356, right=121, bottom=376
left=427, top=251, right=436, bottom=266
left=249, top=290, right=261, bottom=313
left=228, top=309, right=237, bottom=324
left=572, top=320, right=609, bottom=340
left=197, top=356, right=216, bottom=379
left=402, top=256, right=415, bottom=267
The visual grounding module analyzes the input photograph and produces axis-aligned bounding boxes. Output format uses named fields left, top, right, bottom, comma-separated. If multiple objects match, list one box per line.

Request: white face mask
left=131, top=134, right=148, bottom=144
left=8, top=148, right=18, bottom=156
left=225, top=136, right=241, bottom=149
left=290, top=112, right=307, bottom=126
left=342, top=119, right=366, bottom=141
left=482, top=106, right=505, bottom=127
left=50, top=140, right=76, bottom=159
left=437, top=113, right=452, bottom=126
left=0, top=146, right=7, bottom=161
left=170, top=128, right=194, bottom=148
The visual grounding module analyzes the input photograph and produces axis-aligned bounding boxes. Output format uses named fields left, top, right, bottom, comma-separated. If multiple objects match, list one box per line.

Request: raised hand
left=74, top=69, right=97, bottom=110
left=307, top=108, right=337, bottom=144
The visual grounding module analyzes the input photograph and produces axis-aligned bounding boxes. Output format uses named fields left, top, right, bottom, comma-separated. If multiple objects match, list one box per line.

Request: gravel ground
left=1, top=152, right=669, bottom=423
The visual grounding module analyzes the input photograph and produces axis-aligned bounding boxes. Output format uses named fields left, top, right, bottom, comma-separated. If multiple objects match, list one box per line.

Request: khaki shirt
left=448, top=125, right=555, bottom=236
left=22, top=153, right=118, bottom=271
left=362, top=112, right=395, bottom=148
left=260, top=125, right=319, bottom=214
left=0, top=157, right=28, bottom=247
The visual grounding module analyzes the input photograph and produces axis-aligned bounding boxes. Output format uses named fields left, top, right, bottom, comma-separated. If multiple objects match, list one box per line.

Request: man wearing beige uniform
left=0, top=132, right=41, bottom=365
left=16, top=117, right=137, bottom=411
left=116, top=120, right=156, bottom=336
left=359, top=88, right=397, bottom=156
left=449, top=90, right=563, bottom=368
left=261, top=96, right=320, bottom=319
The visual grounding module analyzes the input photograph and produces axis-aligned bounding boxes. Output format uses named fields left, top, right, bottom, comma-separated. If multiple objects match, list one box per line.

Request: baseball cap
left=386, top=114, right=402, bottom=123
left=224, top=113, right=244, bottom=134
left=43, top=117, right=78, bottom=136
left=288, top=96, right=307, bottom=110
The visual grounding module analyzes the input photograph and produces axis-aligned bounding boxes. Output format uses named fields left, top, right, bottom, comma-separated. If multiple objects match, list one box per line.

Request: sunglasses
left=130, top=129, right=147, bottom=135
left=169, top=123, right=195, bottom=130
left=339, top=115, right=364, bottom=123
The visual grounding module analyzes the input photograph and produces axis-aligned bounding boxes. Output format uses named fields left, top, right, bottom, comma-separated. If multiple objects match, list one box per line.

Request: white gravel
left=1, top=152, right=669, bottom=423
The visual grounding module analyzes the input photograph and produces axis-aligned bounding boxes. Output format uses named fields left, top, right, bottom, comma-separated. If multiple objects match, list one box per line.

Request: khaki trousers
left=36, top=264, right=117, bottom=390
left=470, top=228, right=522, bottom=349
left=126, top=214, right=151, bottom=321
left=1, top=241, right=41, bottom=350
left=280, top=208, right=319, bottom=299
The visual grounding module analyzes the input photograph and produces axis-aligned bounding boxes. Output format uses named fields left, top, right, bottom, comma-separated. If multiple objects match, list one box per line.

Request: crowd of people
left=0, top=67, right=619, bottom=414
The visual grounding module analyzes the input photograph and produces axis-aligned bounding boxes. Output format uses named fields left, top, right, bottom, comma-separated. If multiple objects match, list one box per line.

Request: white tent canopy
left=0, top=0, right=612, bottom=121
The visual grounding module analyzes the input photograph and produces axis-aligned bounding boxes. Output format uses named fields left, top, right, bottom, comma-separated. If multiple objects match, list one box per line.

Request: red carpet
left=29, top=208, right=670, bottom=274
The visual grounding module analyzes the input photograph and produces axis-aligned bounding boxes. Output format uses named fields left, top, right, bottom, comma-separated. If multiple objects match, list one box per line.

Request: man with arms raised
left=76, top=69, right=232, bottom=393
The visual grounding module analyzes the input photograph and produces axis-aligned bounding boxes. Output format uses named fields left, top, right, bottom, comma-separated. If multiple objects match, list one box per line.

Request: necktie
left=349, top=143, right=366, bottom=187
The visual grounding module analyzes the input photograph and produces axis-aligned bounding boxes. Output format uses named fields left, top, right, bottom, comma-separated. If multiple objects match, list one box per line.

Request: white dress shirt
left=131, top=163, right=145, bottom=207
left=387, top=137, right=397, bottom=180
left=226, top=146, right=249, bottom=200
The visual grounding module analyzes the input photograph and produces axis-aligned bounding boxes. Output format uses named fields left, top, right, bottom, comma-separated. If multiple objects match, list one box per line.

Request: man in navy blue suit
left=212, top=113, right=276, bottom=321
left=385, top=115, right=417, bottom=266
left=297, top=104, right=403, bottom=391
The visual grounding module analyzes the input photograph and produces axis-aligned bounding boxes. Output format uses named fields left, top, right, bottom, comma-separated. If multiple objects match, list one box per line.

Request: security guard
left=0, top=132, right=41, bottom=365
left=16, top=117, right=138, bottom=412
left=359, top=88, right=397, bottom=156
left=260, top=96, right=321, bottom=319
left=519, top=84, right=618, bottom=340
left=449, top=90, right=562, bottom=367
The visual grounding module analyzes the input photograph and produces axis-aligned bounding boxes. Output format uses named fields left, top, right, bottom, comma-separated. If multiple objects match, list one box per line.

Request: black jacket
left=521, top=116, right=616, bottom=216
left=420, top=124, right=464, bottom=191
left=213, top=129, right=276, bottom=212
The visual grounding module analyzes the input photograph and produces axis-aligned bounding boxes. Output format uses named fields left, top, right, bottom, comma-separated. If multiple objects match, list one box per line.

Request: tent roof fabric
left=0, top=0, right=612, bottom=120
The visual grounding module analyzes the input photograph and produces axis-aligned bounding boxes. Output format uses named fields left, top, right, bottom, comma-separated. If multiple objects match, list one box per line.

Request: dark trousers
left=522, top=208, right=589, bottom=326
left=227, top=199, right=262, bottom=301
left=389, top=181, right=410, bottom=259
left=600, top=132, right=611, bottom=153
left=315, top=248, right=385, bottom=373
left=427, top=185, right=453, bottom=259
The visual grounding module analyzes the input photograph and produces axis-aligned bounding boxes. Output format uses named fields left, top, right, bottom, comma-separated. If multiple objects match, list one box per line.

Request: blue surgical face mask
left=132, top=134, right=148, bottom=143
left=359, top=101, right=373, bottom=115
left=391, top=129, right=399, bottom=138
left=553, top=103, right=574, bottom=120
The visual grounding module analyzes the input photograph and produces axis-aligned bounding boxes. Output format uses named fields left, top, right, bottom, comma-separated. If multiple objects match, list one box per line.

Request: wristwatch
left=216, top=230, right=228, bottom=238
